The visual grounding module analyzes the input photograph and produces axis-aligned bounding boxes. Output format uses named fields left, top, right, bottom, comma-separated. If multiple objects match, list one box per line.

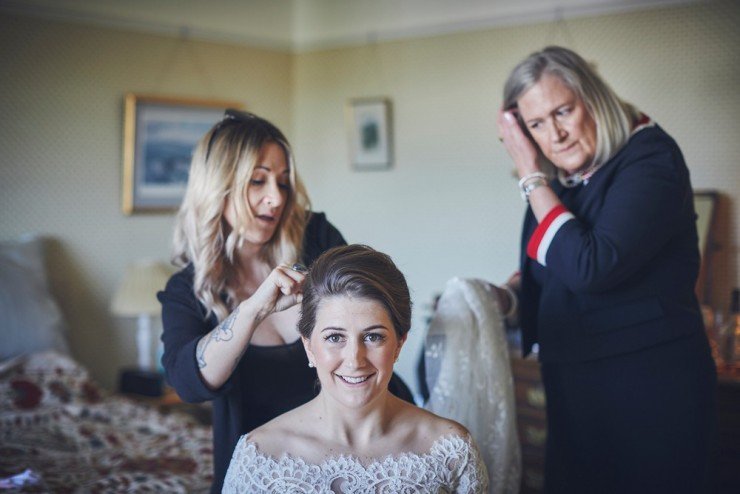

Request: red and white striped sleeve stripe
left=526, top=205, right=575, bottom=266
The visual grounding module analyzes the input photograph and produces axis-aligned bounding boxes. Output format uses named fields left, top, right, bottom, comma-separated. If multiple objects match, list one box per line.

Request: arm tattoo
left=213, top=307, right=239, bottom=341
left=196, top=306, right=240, bottom=369
left=196, top=337, right=209, bottom=369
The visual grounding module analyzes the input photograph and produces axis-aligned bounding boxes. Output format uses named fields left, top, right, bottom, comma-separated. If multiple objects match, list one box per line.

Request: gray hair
left=503, top=46, right=641, bottom=169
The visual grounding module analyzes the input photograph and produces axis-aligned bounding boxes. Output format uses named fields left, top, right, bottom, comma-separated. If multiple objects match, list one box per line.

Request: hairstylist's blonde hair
left=172, top=111, right=310, bottom=321
left=503, top=46, right=641, bottom=171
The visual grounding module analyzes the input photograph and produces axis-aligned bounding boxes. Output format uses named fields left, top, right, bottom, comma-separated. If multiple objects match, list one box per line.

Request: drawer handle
left=526, top=387, right=545, bottom=407
left=524, top=425, right=547, bottom=446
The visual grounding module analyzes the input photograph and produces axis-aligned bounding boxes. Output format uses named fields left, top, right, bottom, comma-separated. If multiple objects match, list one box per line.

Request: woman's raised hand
left=497, top=108, right=540, bottom=178
left=250, top=264, right=306, bottom=320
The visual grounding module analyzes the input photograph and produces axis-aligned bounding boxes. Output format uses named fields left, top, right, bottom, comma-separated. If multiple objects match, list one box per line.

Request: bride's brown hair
left=298, top=244, right=411, bottom=339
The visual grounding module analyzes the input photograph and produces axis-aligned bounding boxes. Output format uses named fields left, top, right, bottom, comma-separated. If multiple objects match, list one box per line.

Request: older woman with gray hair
left=493, top=46, right=716, bottom=493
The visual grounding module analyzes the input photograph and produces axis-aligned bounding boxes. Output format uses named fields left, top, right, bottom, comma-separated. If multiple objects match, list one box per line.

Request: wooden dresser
left=511, top=357, right=547, bottom=493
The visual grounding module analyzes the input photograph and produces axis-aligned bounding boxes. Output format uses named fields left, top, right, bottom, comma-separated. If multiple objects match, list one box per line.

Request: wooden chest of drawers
left=511, top=357, right=547, bottom=493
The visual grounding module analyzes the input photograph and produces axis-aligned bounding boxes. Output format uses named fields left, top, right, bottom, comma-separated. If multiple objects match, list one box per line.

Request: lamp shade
left=111, top=260, right=172, bottom=316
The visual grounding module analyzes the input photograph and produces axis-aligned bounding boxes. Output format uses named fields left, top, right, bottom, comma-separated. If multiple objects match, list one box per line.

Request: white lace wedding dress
left=222, top=433, right=488, bottom=493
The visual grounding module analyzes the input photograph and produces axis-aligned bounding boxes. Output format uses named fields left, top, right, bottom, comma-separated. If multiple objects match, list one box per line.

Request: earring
left=308, top=362, right=314, bottom=368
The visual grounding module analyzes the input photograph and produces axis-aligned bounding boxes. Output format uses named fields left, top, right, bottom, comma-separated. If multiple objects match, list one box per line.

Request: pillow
left=0, top=235, right=70, bottom=361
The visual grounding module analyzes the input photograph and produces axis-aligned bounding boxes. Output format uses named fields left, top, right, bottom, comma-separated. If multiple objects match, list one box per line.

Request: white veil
left=424, top=278, right=521, bottom=494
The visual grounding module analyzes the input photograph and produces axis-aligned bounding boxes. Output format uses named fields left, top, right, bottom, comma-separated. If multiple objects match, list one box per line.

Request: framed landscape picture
left=122, top=94, right=243, bottom=214
left=346, top=98, right=393, bottom=170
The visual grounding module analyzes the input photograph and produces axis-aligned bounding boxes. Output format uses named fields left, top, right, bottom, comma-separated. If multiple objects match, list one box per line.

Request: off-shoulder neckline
left=238, top=432, right=474, bottom=469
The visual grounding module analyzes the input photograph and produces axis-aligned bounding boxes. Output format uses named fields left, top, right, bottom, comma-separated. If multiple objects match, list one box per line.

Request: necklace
left=557, top=162, right=601, bottom=188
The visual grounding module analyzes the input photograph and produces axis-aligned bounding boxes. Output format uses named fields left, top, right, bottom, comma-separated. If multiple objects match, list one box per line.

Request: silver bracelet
left=517, top=171, right=548, bottom=189
left=520, top=178, right=547, bottom=201
left=518, top=172, right=548, bottom=201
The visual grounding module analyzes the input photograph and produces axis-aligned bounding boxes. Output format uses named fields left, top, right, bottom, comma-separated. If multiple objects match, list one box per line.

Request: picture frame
left=122, top=94, right=243, bottom=214
left=346, top=98, right=393, bottom=170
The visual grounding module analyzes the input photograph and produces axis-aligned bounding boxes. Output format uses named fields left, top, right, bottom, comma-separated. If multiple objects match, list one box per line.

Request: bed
left=0, top=236, right=213, bottom=492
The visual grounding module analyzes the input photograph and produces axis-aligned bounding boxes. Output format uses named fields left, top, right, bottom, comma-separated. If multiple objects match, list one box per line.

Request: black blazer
left=519, top=123, right=704, bottom=363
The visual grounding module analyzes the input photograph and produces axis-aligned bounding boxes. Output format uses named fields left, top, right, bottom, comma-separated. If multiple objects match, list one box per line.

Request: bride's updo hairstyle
left=298, top=244, right=412, bottom=340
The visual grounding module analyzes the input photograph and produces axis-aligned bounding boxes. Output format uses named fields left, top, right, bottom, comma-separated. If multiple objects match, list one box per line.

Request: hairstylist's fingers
left=273, top=266, right=303, bottom=295
left=274, top=266, right=305, bottom=296
left=271, top=268, right=304, bottom=312
left=274, top=292, right=303, bottom=313
left=279, top=264, right=307, bottom=284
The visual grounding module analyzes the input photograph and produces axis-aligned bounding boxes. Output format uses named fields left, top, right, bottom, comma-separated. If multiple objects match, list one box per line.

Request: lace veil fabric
left=424, top=278, right=521, bottom=494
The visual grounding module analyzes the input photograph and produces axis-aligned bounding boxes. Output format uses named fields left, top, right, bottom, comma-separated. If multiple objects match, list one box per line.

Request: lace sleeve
left=453, top=437, right=490, bottom=494
left=222, top=435, right=251, bottom=494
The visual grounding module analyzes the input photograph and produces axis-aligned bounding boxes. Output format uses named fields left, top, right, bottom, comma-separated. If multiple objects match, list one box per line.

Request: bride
left=223, top=244, right=488, bottom=493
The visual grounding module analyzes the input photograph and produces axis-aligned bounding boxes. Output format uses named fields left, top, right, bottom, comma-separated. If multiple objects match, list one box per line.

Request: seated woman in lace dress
left=223, top=244, right=488, bottom=493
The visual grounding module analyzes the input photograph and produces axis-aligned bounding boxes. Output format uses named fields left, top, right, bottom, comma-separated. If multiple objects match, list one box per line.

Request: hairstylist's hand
left=497, top=108, right=540, bottom=178
left=250, top=264, right=306, bottom=322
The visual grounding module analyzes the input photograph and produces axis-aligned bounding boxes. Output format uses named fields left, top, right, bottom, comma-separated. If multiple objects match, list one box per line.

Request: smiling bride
left=222, top=244, right=488, bottom=493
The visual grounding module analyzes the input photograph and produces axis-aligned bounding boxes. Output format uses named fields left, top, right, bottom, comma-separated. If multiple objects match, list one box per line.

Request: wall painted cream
left=292, top=0, right=740, bottom=393
left=0, top=14, right=293, bottom=390
left=1, top=0, right=738, bottom=397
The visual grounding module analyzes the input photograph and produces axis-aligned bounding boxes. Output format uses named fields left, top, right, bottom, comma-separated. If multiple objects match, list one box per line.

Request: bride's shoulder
left=393, top=399, right=472, bottom=451
left=236, top=403, right=318, bottom=459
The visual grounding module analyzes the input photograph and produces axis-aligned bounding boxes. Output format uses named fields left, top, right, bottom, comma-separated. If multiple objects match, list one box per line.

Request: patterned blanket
left=0, top=351, right=213, bottom=493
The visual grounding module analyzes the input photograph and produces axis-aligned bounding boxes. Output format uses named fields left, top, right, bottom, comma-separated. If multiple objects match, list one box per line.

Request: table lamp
left=111, top=259, right=172, bottom=396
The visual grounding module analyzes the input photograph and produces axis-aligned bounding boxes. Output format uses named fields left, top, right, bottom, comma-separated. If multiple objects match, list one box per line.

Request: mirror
left=694, top=191, right=719, bottom=304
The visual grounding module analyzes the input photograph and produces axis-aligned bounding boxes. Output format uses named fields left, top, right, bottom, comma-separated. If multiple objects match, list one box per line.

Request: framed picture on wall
left=122, top=94, right=243, bottom=214
left=346, top=98, right=393, bottom=170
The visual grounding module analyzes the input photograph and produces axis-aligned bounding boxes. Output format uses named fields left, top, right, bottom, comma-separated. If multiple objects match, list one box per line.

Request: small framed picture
left=121, top=94, right=243, bottom=214
left=346, top=98, right=393, bottom=170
